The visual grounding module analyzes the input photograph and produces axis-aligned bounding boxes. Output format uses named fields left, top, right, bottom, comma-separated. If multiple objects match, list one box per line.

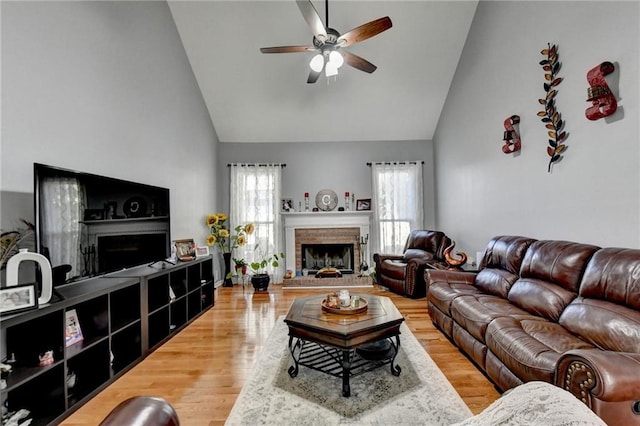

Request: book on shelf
left=65, top=308, right=84, bottom=347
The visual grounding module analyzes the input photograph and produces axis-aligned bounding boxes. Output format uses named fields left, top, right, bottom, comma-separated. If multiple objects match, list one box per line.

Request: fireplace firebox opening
left=301, top=243, right=354, bottom=275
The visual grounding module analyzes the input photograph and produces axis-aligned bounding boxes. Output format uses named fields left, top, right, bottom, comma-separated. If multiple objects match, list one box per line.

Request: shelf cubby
left=5, top=364, right=65, bottom=425
left=6, top=311, right=64, bottom=374
left=187, top=289, right=202, bottom=320
left=148, top=274, right=170, bottom=312
left=66, top=339, right=110, bottom=407
left=170, top=296, right=187, bottom=332
left=148, top=306, right=170, bottom=349
left=110, top=322, right=142, bottom=374
left=169, top=268, right=187, bottom=298
left=201, top=281, right=215, bottom=310
left=187, top=263, right=201, bottom=291
left=201, top=258, right=214, bottom=282
left=110, top=284, right=141, bottom=332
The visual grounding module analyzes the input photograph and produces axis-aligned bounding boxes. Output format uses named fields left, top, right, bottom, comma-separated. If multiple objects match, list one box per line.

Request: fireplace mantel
left=282, top=211, right=372, bottom=273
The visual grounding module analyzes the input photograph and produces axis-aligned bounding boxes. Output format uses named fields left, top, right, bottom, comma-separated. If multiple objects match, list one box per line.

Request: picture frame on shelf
left=65, top=308, right=84, bottom=347
left=281, top=198, right=294, bottom=212
left=195, top=246, right=210, bottom=258
left=173, top=239, right=196, bottom=261
left=356, top=198, right=372, bottom=211
left=0, top=283, right=38, bottom=316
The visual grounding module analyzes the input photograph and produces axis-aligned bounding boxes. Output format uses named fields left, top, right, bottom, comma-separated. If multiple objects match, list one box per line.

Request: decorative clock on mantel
left=315, top=189, right=338, bottom=211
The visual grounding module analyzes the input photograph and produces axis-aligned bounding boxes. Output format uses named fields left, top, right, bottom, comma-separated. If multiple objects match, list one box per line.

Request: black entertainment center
left=1, top=164, right=216, bottom=425
left=33, top=163, right=171, bottom=284
left=1, top=258, right=215, bottom=425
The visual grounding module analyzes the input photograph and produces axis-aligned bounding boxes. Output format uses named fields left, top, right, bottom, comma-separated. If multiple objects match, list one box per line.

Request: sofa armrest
left=556, top=349, right=640, bottom=403
left=426, top=269, right=478, bottom=288
left=373, top=253, right=404, bottom=264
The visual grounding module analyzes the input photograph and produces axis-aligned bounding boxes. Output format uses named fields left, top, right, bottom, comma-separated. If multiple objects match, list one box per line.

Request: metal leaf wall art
left=537, top=43, right=567, bottom=173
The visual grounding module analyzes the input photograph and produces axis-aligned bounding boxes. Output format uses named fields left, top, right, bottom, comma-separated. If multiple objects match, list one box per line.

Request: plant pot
left=222, top=252, right=233, bottom=287
left=250, top=273, right=270, bottom=291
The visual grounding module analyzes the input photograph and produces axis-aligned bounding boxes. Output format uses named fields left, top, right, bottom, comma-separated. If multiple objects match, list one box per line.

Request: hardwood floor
left=61, top=284, right=500, bottom=425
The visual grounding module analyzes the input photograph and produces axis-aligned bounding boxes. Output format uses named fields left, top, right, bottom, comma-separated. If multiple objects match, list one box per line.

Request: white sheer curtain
left=229, top=164, right=283, bottom=278
left=371, top=162, right=424, bottom=255
left=40, top=177, right=87, bottom=277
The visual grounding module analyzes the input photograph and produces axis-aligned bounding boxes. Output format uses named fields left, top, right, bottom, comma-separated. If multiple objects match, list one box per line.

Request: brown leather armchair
left=373, top=230, right=451, bottom=299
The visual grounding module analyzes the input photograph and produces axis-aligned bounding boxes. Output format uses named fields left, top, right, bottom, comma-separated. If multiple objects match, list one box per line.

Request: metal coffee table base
left=287, top=336, right=401, bottom=397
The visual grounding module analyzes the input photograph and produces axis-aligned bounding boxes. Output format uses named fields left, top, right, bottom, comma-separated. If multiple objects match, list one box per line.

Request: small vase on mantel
left=222, top=252, right=233, bottom=287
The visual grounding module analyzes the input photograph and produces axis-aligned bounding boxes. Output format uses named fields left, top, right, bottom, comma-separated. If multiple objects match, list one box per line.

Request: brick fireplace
left=282, top=211, right=372, bottom=275
left=296, top=228, right=358, bottom=273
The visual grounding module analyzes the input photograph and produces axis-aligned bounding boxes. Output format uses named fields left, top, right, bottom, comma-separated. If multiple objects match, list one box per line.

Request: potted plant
left=249, top=244, right=284, bottom=291
left=205, top=213, right=254, bottom=286
left=233, top=257, right=248, bottom=276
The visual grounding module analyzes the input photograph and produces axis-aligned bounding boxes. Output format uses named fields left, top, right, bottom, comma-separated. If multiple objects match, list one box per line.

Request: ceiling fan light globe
left=309, top=54, right=324, bottom=72
left=329, top=50, right=344, bottom=68
left=325, top=62, right=339, bottom=77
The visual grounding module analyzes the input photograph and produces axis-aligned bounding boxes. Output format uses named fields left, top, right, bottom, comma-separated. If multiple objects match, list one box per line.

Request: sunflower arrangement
left=205, top=213, right=254, bottom=253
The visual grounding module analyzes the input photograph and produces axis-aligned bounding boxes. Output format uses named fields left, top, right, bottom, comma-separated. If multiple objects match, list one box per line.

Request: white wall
left=218, top=139, right=437, bottom=229
left=1, top=1, right=219, bottom=247
left=434, top=1, right=639, bottom=256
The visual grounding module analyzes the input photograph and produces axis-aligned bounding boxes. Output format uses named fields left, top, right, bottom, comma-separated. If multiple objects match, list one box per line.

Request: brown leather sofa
left=427, top=235, right=640, bottom=426
left=374, top=230, right=452, bottom=298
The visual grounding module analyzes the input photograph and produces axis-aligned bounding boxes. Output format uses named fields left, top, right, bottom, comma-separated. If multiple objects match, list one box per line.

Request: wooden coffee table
left=284, top=294, right=405, bottom=397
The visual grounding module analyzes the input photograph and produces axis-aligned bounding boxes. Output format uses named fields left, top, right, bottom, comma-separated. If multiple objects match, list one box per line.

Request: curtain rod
left=227, top=163, right=286, bottom=167
left=366, top=161, right=424, bottom=166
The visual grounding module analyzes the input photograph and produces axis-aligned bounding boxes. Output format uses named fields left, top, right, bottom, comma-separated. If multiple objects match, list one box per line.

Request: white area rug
left=225, top=317, right=473, bottom=425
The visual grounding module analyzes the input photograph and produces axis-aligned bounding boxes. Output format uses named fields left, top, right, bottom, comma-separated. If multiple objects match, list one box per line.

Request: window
left=371, top=162, right=423, bottom=254
left=229, top=164, right=283, bottom=274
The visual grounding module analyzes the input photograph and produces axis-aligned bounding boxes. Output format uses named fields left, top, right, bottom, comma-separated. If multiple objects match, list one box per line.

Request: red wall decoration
left=502, top=115, right=521, bottom=154
left=585, top=61, right=617, bottom=121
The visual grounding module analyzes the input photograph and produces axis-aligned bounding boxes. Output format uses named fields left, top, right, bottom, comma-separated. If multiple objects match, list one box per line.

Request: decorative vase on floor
left=222, top=252, right=233, bottom=287
left=251, top=273, right=270, bottom=291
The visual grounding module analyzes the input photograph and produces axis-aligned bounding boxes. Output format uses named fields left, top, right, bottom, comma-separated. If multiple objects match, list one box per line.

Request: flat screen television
left=34, top=163, right=171, bottom=284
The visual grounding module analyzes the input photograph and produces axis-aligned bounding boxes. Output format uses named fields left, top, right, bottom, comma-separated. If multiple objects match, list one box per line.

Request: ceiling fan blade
left=337, top=16, right=392, bottom=47
left=296, top=0, right=327, bottom=41
left=307, top=69, right=322, bottom=84
left=342, top=50, right=377, bottom=73
left=260, top=45, right=316, bottom=54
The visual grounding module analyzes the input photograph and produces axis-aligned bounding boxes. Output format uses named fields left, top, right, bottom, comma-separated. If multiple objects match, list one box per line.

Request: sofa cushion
left=427, top=270, right=480, bottom=316
left=481, top=235, right=536, bottom=275
left=518, top=240, right=600, bottom=293
left=485, top=317, right=594, bottom=383
left=560, top=297, right=640, bottom=353
left=475, top=269, right=518, bottom=299
left=475, top=236, right=536, bottom=297
left=507, top=278, right=578, bottom=322
left=558, top=247, right=640, bottom=352
left=579, top=247, right=640, bottom=311
left=451, top=294, right=539, bottom=343
left=508, top=240, right=600, bottom=320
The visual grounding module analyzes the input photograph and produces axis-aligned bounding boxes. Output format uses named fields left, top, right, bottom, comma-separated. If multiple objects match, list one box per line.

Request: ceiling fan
left=260, top=0, right=392, bottom=84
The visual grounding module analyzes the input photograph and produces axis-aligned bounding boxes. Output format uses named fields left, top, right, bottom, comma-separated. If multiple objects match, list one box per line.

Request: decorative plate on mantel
left=315, top=189, right=338, bottom=211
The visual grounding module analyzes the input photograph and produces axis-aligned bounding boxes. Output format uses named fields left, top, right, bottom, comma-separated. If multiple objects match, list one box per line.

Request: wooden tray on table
left=321, top=297, right=368, bottom=315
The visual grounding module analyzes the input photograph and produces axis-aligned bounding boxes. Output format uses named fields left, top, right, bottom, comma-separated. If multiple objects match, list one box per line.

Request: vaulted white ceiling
left=168, top=1, right=478, bottom=143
